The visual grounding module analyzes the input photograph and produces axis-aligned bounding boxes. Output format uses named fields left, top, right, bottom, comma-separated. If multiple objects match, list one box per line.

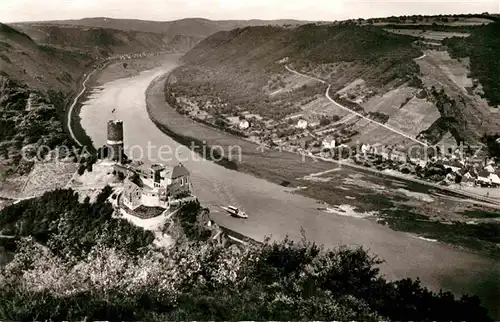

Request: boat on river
left=221, top=205, right=248, bottom=219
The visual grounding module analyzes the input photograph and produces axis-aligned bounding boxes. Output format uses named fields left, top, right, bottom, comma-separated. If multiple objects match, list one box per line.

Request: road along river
left=79, top=55, right=498, bottom=314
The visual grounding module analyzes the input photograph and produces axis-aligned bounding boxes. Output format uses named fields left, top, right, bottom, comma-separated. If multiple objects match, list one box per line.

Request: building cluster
left=439, top=157, right=500, bottom=187
left=352, top=142, right=500, bottom=188
left=168, top=92, right=500, bottom=190
left=117, top=162, right=191, bottom=210
left=97, top=120, right=193, bottom=211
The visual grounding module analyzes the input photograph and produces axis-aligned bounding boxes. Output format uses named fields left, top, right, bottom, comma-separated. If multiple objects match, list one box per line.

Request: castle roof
left=127, top=175, right=144, bottom=188
left=151, top=163, right=166, bottom=172
left=171, top=163, right=190, bottom=179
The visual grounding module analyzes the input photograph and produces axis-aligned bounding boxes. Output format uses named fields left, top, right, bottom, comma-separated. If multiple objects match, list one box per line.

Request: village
left=172, top=92, right=500, bottom=197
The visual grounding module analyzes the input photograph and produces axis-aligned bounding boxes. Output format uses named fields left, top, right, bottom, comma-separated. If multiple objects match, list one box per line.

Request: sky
left=1, top=0, right=499, bottom=23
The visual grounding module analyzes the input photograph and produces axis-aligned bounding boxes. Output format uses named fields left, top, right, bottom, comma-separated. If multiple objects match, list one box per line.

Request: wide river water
left=80, top=56, right=498, bottom=314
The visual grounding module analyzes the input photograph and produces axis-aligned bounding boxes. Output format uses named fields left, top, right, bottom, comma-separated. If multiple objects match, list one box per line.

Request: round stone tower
left=107, top=120, right=124, bottom=162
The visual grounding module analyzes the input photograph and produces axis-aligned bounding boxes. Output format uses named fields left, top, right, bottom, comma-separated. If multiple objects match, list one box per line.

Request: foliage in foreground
left=0, top=240, right=492, bottom=321
left=0, top=187, right=154, bottom=257
left=0, top=189, right=493, bottom=321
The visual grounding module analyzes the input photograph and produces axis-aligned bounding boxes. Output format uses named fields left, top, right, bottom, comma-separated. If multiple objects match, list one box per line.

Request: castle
left=118, top=162, right=191, bottom=210
left=102, top=119, right=192, bottom=210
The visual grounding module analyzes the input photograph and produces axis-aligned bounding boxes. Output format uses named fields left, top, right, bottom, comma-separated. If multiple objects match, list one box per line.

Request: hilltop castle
left=117, top=162, right=191, bottom=210
left=99, top=119, right=192, bottom=210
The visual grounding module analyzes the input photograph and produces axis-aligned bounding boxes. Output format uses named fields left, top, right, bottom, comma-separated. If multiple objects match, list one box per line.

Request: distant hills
left=0, top=17, right=312, bottom=178
left=10, top=23, right=201, bottom=59
left=168, top=23, right=421, bottom=122
left=12, top=17, right=310, bottom=38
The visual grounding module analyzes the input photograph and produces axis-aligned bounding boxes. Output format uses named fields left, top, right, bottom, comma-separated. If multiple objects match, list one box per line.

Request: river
left=80, top=55, right=498, bottom=315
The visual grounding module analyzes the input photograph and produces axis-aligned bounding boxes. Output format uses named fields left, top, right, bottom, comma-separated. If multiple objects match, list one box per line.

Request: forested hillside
left=168, top=23, right=421, bottom=121
left=12, top=23, right=201, bottom=57
left=0, top=21, right=199, bottom=178
left=0, top=189, right=493, bottom=320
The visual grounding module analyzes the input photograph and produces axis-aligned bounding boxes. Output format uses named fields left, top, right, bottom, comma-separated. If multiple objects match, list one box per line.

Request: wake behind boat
left=221, top=205, right=248, bottom=219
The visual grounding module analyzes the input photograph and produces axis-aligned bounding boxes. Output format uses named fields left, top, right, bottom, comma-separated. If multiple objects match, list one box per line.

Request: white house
left=239, top=119, right=250, bottom=130
left=490, top=173, right=500, bottom=186
left=322, top=137, right=336, bottom=149
left=476, top=171, right=490, bottom=185
left=296, top=119, right=308, bottom=129
left=485, top=164, right=496, bottom=173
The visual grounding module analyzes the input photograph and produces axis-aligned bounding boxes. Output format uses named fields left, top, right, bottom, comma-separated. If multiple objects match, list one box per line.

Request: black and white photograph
left=0, top=0, right=499, bottom=320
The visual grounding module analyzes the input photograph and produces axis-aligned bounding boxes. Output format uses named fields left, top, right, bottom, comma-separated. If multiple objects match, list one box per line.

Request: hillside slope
left=0, top=22, right=94, bottom=179
left=166, top=22, right=498, bottom=147
left=165, top=24, right=425, bottom=146
left=11, top=23, right=200, bottom=57
left=20, top=17, right=309, bottom=37
left=0, top=21, right=194, bottom=182
left=173, top=23, right=421, bottom=105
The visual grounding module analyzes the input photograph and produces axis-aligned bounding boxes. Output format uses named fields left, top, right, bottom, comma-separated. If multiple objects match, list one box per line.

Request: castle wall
left=142, top=191, right=168, bottom=209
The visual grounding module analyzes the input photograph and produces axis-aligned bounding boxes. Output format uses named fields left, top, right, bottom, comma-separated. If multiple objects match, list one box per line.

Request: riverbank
left=149, top=69, right=500, bottom=261
left=147, top=73, right=346, bottom=186
left=76, top=58, right=499, bottom=317
left=65, top=53, right=186, bottom=152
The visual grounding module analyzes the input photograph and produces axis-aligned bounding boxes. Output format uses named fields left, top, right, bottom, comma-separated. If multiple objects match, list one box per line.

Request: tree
left=0, top=192, right=493, bottom=321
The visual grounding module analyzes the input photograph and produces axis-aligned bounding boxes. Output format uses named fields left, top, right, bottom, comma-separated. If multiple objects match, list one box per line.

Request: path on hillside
left=285, top=66, right=428, bottom=146
left=415, top=53, right=427, bottom=60
left=67, top=70, right=97, bottom=147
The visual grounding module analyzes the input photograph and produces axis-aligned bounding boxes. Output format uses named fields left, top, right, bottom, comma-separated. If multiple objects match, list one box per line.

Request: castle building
left=107, top=120, right=124, bottom=163
left=120, top=162, right=191, bottom=210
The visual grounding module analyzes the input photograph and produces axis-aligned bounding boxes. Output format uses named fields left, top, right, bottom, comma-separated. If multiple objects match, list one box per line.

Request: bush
left=0, top=190, right=493, bottom=321
left=0, top=187, right=153, bottom=257
left=0, top=235, right=492, bottom=321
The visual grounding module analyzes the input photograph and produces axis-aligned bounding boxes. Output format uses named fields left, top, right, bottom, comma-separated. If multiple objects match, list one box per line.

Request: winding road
left=285, top=64, right=500, bottom=206
left=285, top=65, right=429, bottom=146
left=67, top=70, right=97, bottom=147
